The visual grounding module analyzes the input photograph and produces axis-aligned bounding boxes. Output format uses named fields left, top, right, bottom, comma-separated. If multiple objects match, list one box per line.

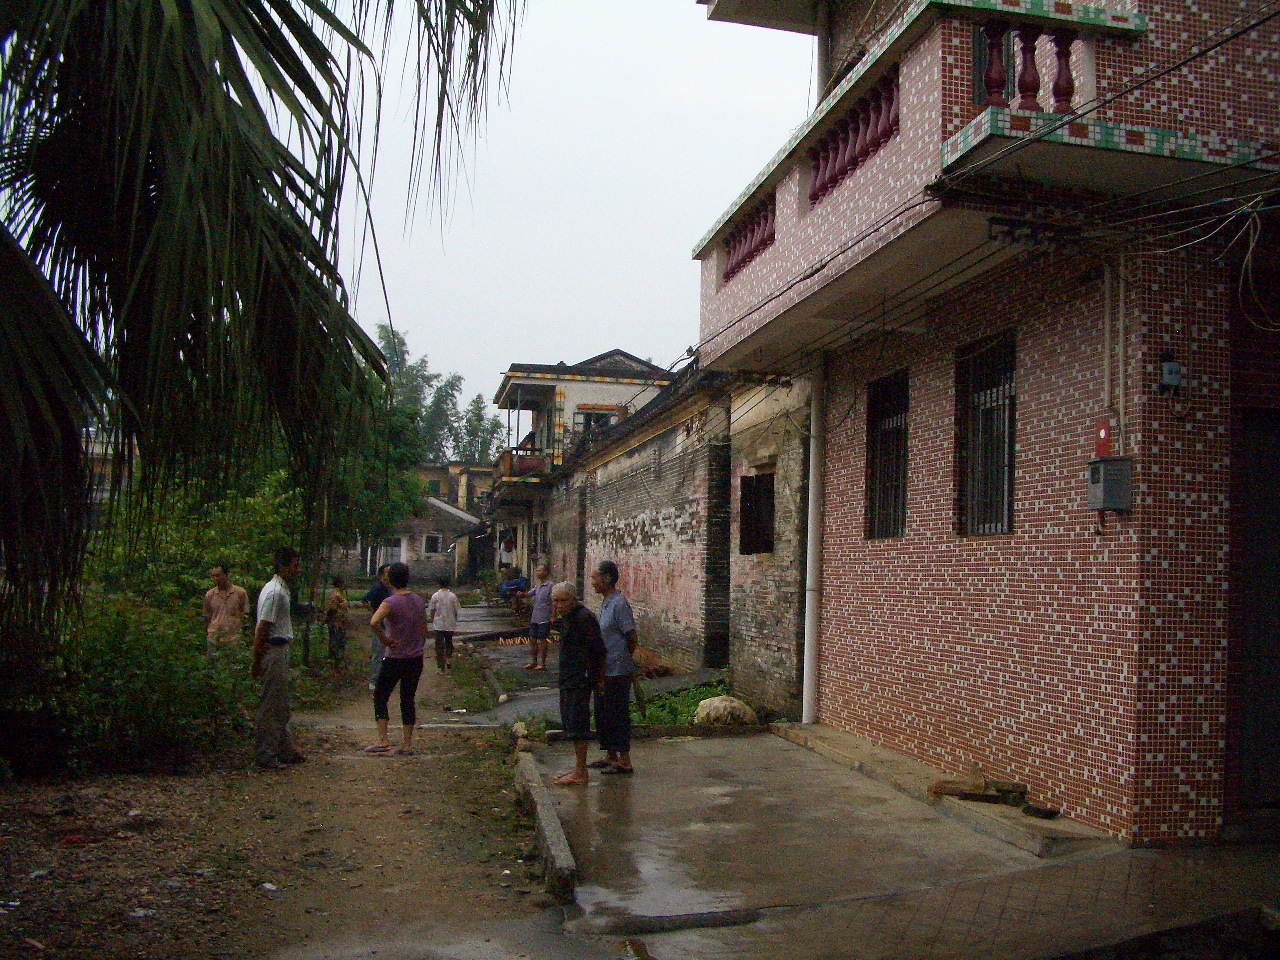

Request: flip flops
left=553, top=772, right=588, bottom=787
left=361, top=744, right=391, bottom=754
left=394, top=747, right=414, bottom=756
left=600, top=765, right=634, bottom=776
left=586, top=759, right=613, bottom=769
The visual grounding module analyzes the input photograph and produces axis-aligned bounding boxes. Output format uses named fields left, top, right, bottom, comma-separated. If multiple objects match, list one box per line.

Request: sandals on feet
left=394, top=747, right=414, bottom=756
left=553, top=772, right=588, bottom=787
left=362, top=744, right=391, bottom=754
left=600, top=765, right=634, bottom=775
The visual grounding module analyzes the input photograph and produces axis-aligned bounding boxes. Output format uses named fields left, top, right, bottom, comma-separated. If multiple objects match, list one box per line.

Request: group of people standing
left=548, top=560, right=638, bottom=786
left=204, top=544, right=640, bottom=780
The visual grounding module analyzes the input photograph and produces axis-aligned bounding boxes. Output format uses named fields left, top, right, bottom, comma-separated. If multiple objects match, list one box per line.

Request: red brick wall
left=818, top=245, right=1240, bottom=841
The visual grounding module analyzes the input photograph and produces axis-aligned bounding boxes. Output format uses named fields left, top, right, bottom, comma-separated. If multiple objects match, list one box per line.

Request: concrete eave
left=703, top=204, right=1024, bottom=374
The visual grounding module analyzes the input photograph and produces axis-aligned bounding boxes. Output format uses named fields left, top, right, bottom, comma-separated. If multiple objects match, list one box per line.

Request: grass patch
left=442, top=649, right=496, bottom=714
left=633, top=678, right=729, bottom=725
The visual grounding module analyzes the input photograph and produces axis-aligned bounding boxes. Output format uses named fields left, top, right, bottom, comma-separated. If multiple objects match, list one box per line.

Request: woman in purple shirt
left=364, top=562, right=427, bottom=756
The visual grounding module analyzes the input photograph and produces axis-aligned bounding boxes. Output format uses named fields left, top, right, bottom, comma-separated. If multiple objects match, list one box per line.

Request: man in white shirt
left=253, top=546, right=305, bottom=770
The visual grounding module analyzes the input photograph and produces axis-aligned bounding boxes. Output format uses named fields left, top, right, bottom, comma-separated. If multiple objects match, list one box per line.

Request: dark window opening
left=866, top=369, right=909, bottom=539
left=740, top=472, right=776, bottom=555
left=956, top=332, right=1016, bottom=536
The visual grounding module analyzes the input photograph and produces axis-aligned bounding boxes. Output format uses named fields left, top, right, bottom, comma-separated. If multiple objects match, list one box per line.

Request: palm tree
left=0, top=1, right=517, bottom=643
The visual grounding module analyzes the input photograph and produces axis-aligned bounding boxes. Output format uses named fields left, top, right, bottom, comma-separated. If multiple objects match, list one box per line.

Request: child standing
left=324, top=575, right=349, bottom=680
left=427, top=575, right=461, bottom=671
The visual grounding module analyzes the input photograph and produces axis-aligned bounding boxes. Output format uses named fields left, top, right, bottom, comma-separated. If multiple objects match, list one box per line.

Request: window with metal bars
left=739, top=472, right=775, bottom=555
left=865, top=369, right=909, bottom=539
left=956, top=332, right=1016, bottom=536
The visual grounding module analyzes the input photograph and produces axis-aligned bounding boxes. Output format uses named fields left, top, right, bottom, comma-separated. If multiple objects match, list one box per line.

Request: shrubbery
left=0, top=471, right=328, bottom=776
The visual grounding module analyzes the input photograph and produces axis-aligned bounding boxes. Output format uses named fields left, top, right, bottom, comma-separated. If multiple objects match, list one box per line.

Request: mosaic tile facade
left=695, top=0, right=1280, bottom=840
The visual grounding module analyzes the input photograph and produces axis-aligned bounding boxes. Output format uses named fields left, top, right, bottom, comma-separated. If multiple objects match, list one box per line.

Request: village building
left=332, top=461, right=494, bottom=584
left=487, top=350, right=672, bottom=578
left=694, top=0, right=1280, bottom=843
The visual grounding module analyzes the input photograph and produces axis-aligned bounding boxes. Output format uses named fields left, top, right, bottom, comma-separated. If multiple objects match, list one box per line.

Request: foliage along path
left=0, top=641, right=552, bottom=960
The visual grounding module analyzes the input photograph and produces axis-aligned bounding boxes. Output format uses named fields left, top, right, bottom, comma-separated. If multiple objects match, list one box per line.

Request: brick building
left=694, top=0, right=1280, bottom=842
left=487, top=350, right=671, bottom=577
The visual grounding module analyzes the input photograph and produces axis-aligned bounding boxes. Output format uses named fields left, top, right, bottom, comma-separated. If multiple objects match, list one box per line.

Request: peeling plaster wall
left=581, top=403, right=731, bottom=671
left=730, top=383, right=812, bottom=717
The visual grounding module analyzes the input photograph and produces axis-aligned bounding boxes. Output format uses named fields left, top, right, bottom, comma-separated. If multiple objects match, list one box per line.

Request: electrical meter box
left=1088, top=456, right=1133, bottom=511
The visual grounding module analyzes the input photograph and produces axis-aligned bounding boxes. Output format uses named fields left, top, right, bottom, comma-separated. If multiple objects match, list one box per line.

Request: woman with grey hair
left=551, top=581, right=606, bottom=786
left=591, top=559, right=638, bottom=775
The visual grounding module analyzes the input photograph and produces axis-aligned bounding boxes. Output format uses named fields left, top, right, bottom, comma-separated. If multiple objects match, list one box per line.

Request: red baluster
left=1051, top=30, right=1076, bottom=114
left=982, top=21, right=1009, bottom=108
left=813, top=137, right=829, bottom=199
left=834, top=121, right=851, bottom=181
left=841, top=111, right=859, bottom=172
left=750, top=208, right=764, bottom=259
left=826, top=133, right=840, bottom=188
left=867, top=87, right=883, bottom=155
left=889, top=64, right=901, bottom=133
left=1015, top=27, right=1042, bottom=111
left=764, top=200, right=776, bottom=243
left=878, top=75, right=895, bottom=144
left=855, top=99, right=871, bottom=164
left=808, top=147, right=821, bottom=205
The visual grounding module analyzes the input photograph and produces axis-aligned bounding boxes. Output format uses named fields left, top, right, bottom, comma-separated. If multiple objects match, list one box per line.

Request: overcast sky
left=348, top=0, right=815, bottom=409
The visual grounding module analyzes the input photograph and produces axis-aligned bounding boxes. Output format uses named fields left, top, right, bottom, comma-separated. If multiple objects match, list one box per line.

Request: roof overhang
left=703, top=205, right=1024, bottom=374
left=698, top=0, right=820, bottom=34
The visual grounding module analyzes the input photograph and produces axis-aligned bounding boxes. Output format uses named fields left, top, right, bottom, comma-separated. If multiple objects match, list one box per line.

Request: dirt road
left=0, top=656, right=551, bottom=959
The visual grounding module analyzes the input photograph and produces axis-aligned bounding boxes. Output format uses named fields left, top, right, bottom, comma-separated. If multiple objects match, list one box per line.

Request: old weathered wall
left=729, top=383, right=810, bottom=716
left=547, top=474, right=586, bottom=591
left=582, top=403, right=730, bottom=671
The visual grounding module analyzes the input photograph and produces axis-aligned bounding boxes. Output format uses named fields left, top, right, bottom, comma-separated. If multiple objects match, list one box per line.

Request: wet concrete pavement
left=530, top=734, right=1280, bottom=960
left=535, top=735, right=1039, bottom=929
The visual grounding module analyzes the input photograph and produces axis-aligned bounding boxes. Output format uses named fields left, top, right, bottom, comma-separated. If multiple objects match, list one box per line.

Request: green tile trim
left=942, top=107, right=1280, bottom=172
left=692, top=0, right=1145, bottom=259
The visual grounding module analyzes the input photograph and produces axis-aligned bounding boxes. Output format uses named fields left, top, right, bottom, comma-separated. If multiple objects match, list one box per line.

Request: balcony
left=695, top=0, right=1277, bottom=373
left=495, top=447, right=552, bottom=480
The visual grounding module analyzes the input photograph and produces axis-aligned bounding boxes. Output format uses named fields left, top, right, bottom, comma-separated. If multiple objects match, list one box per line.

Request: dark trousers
left=434, top=631, right=455, bottom=669
left=595, top=675, right=632, bottom=754
left=375, top=655, right=423, bottom=726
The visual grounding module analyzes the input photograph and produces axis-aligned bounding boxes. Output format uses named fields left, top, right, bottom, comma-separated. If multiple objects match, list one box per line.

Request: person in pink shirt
left=363, top=563, right=427, bottom=756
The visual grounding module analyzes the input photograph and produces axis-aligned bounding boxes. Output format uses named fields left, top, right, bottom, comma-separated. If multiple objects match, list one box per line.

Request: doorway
left=1236, top=409, right=1280, bottom=807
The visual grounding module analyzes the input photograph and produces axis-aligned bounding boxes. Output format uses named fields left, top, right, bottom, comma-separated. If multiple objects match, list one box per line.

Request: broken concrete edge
left=770, top=723, right=1116, bottom=859
left=545, top=723, right=767, bottom=743
left=563, top=905, right=763, bottom=937
left=513, top=752, right=576, bottom=904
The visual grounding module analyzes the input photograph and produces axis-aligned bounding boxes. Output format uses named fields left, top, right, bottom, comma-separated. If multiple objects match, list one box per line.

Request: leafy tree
left=457, top=393, right=505, bottom=464
left=0, top=1, right=518, bottom=653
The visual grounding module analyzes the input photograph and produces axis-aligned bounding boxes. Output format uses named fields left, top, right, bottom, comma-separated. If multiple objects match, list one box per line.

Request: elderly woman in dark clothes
left=551, top=581, right=606, bottom=787
left=590, top=560, right=638, bottom=775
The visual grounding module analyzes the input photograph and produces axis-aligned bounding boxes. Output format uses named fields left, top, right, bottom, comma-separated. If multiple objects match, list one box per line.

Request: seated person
left=498, top=567, right=529, bottom=603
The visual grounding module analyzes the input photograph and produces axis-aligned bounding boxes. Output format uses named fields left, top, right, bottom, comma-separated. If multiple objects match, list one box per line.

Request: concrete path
left=530, top=735, right=1280, bottom=960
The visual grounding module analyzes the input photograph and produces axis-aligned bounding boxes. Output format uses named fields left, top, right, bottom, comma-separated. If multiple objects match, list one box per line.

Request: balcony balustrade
left=722, top=195, right=776, bottom=283
left=495, top=447, right=550, bottom=480
left=980, top=20, right=1078, bottom=114
left=809, top=64, right=900, bottom=207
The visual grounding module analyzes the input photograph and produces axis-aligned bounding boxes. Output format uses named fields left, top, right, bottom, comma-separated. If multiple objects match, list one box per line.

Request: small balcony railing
left=808, top=64, right=900, bottom=207
left=495, top=447, right=550, bottom=480
left=722, top=195, right=776, bottom=283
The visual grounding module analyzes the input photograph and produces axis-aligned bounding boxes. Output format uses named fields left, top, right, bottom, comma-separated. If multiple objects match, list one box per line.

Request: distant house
left=487, top=350, right=672, bottom=578
left=332, top=462, right=494, bottom=584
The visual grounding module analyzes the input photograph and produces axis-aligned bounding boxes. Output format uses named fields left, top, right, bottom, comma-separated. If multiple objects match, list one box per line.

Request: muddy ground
left=0, top=623, right=549, bottom=959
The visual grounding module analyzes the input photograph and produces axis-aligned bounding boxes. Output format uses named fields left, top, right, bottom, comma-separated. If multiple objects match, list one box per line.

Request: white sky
left=350, top=0, right=815, bottom=408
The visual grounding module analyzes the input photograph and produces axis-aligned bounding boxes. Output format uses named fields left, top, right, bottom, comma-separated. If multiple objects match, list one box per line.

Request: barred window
left=866, top=369, right=909, bottom=539
left=739, top=472, right=775, bottom=555
left=956, top=332, right=1016, bottom=536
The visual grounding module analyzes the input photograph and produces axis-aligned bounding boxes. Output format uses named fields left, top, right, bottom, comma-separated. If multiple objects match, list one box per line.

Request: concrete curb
left=513, top=753, right=576, bottom=904
left=563, top=905, right=763, bottom=936
left=772, top=723, right=1115, bottom=859
left=546, top=723, right=767, bottom=743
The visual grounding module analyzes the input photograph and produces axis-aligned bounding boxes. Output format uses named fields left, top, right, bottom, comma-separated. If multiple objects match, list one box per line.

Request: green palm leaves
left=0, top=0, right=515, bottom=634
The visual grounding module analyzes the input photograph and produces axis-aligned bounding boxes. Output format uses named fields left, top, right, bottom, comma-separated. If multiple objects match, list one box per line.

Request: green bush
left=632, top=678, right=729, bottom=725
